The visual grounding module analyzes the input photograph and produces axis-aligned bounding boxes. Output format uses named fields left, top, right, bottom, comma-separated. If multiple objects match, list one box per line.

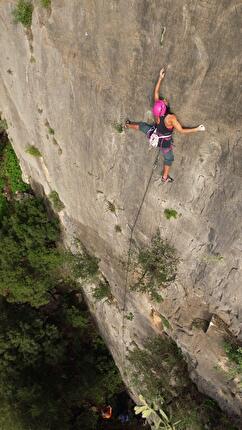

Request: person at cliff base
left=101, top=405, right=112, bottom=419
left=125, top=67, right=205, bottom=183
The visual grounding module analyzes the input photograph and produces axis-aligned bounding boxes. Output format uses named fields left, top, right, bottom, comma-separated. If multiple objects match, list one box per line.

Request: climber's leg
left=125, top=121, right=153, bottom=134
left=161, top=150, right=174, bottom=182
left=162, top=164, right=170, bottom=179
left=125, top=122, right=139, bottom=130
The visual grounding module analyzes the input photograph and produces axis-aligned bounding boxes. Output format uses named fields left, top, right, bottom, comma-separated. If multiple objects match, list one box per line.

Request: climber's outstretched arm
left=171, top=116, right=205, bottom=134
left=154, top=68, right=165, bottom=101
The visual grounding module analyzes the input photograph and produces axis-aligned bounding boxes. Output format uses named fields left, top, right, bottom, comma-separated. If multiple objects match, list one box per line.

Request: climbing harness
left=121, top=148, right=160, bottom=370
left=148, top=130, right=173, bottom=149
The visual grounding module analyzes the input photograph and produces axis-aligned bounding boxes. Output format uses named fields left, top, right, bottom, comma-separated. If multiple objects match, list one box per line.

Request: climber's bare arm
left=154, top=68, right=165, bottom=101
left=171, top=116, right=205, bottom=134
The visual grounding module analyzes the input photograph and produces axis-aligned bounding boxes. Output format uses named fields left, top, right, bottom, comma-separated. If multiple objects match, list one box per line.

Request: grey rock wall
left=0, top=0, right=242, bottom=420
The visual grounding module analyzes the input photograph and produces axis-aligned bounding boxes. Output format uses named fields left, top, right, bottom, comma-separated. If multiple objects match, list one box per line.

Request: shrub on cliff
left=92, top=278, right=113, bottom=302
left=48, top=190, right=65, bottom=212
left=40, top=0, right=51, bottom=7
left=0, top=118, right=8, bottom=133
left=223, top=340, right=242, bottom=379
left=12, top=0, right=33, bottom=27
left=26, top=145, right=42, bottom=157
left=128, top=337, right=236, bottom=429
left=1, top=143, right=29, bottom=193
left=131, top=231, right=179, bottom=302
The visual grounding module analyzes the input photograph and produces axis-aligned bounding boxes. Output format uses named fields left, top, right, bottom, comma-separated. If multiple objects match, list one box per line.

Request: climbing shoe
left=161, top=175, right=174, bottom=183
left=124, top=119, right=131, bottom=129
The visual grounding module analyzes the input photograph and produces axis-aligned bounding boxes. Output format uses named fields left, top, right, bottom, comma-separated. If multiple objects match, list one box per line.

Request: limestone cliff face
left=0, top=0, right=242, bottom=420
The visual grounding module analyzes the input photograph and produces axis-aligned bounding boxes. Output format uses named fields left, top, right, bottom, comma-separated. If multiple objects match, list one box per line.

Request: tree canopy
left=0, top=137, right=122, bottom=429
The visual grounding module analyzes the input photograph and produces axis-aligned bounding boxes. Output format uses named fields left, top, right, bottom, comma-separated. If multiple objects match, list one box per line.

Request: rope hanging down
left=121, top=148, right=160, bottom=370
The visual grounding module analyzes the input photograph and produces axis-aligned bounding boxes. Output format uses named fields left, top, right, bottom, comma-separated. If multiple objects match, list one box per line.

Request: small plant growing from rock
left=135, top=395, right=181, bottom=429
left=125, top=312, right=134, bottom=321
left=131, top=231, right=178, bottom=302
left=26, top=145, right=42, bottom=157
left=40, top=0, right=51, bottom=7
left=106, top=200, right=116, bottom=214
left=92, top=279, right=113, bottom=303
left=164, top=208, right=178, bottom=220
left=0, top=119, right=8, bottom=132
left=115, top=224, right=122, bottom=233
left=159, top=314, right=170, bottom=330
left=201, top=253, right=223, bottom=264
left=48, top=127, right=55, bottom=135
left=112, top=122, right=124, bottom=133
left=12, top=0, right=33, bottom=27
left=223, top=339, right=242, bottom=379
left=49, top=190, right=65, bottom=212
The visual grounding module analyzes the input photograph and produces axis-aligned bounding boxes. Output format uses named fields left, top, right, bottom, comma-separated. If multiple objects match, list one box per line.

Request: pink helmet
left=152, top=99, right=167, bottom=117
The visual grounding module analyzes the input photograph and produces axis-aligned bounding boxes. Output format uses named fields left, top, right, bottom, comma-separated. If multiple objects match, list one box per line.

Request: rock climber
left=125, top=68, right=205, bottom=182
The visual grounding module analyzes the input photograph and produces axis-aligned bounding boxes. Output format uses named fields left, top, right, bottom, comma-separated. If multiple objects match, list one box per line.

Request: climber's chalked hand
left=159, top=68, right=166, bottom=79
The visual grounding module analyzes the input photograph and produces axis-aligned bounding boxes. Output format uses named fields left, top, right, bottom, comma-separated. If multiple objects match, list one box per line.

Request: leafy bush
left=131, top=231, right=178, bottom=302
left=40, top=0, right=51, bottom=7
left=26, top=145, right=42, bottom=157
left=12, top=0, right=33, bottom=27
left=1, top=143, right=29, bottom=193
left=135, top=395, right=181, bottom=430
left=71, top=248, right=99, bottom=281
left=0, top=195, right=7, bottom=221
left=92, top=279, right=112, bottom=302
left=128, top=336, right=184, bottom=403
left=112, top=122, right=124, bottom=133
left=64, top=306, right=88, bottom=329
left=49, top=190, right=65, bottom=211
left=164, top=208, right=178, bottom=220
left=128, top=336, right=236, bottom=429
left=224, top=340, right=242, bottom=378
left=0, top=119, right=8, bottom=132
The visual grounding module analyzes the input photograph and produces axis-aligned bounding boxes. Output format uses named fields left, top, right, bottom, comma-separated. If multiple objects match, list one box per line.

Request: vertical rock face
left=0, top=0, right=241, bottom=419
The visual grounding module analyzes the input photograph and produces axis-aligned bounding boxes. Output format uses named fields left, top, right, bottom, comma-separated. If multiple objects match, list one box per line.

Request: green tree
left=0, top=138, right=123, bottom=430
left=0, top=198, right=62, bottom=307
left=0, top=296, right=122, bottom=430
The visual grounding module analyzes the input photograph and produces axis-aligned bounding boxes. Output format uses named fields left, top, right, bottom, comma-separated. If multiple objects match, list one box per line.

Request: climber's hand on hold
left=197, top=124, right=205, bottom=131
left=159, top=67, right=166, bottom=79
